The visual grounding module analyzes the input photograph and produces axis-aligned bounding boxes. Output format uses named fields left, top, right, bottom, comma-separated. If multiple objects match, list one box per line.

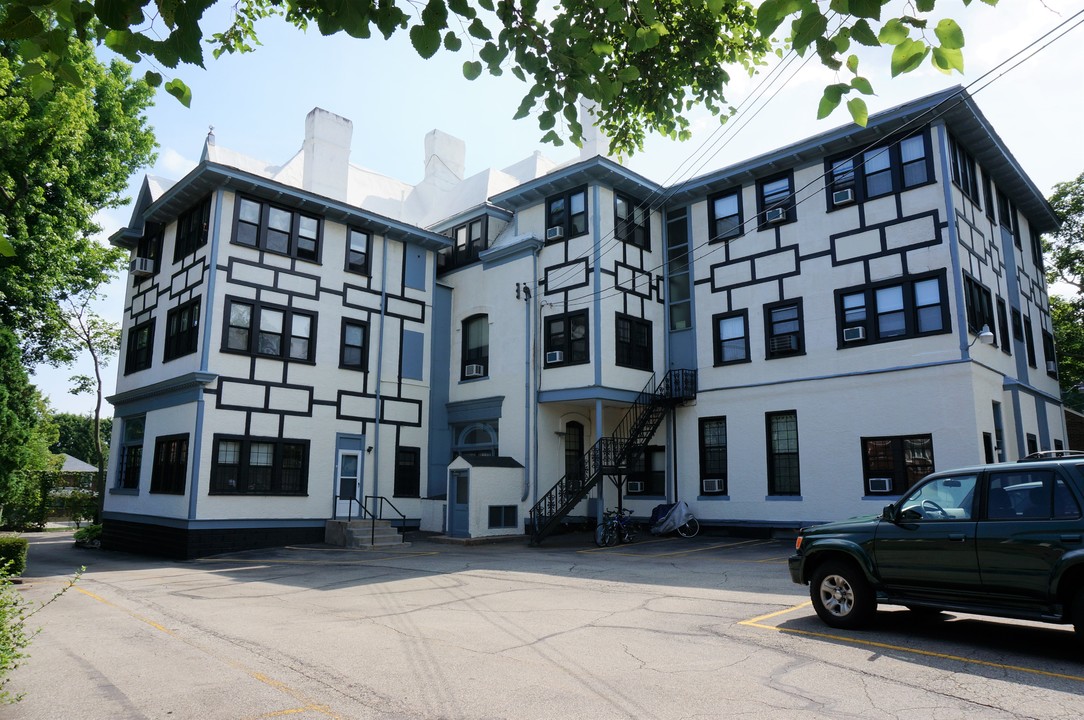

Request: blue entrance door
left=449, top=470, right=469, bottom=538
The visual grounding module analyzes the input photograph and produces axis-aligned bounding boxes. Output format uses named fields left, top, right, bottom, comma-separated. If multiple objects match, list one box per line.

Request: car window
left=987, top=470, right=1057, bottom=520
left=1055, top=478, right=1082, bottom=519
left=899, top=474, right=977, bottom=520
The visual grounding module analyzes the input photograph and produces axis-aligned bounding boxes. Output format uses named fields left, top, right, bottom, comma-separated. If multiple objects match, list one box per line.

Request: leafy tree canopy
left=0, top=0, right=994, bottom=155
left=50, top=413, right=112, bottom=466
left=0, top=33, right=156, bottom=363
left=1045, top=170, right=1084, bottom=409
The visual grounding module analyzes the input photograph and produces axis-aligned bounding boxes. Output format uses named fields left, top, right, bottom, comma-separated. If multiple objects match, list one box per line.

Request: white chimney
left=578, top=100, right=610, bottom=161
left=423, top=129, right=465, bottom=190
left=302, top=108, right=352, bottom=202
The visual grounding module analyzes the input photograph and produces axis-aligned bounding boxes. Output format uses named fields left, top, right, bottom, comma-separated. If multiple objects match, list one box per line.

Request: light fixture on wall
left=366, top=446, right=373, bottom=454
left=968, top=325, right=995, bottom=348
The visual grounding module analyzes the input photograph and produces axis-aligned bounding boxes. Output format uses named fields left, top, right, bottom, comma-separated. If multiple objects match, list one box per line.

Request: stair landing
left=325, top=519, right=410, bottom=549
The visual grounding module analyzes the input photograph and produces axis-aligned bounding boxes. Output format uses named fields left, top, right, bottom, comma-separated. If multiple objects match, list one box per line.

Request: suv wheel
left=810, top=561, right=875, bottom=629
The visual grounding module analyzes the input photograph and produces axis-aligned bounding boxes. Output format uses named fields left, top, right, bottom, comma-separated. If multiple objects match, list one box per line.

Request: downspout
left=592, top=186, right=604, bottom=524
left=522, top=252, right=537, bottom=503
left=189, top=187, right=225, bottom=521
left=372, top=236, right=390, bottom=511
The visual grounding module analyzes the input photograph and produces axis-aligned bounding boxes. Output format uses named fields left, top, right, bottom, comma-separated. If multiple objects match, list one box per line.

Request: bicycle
left=649, top=501, right=700, bottom=538
left=594, top=508, right=638, bottom=547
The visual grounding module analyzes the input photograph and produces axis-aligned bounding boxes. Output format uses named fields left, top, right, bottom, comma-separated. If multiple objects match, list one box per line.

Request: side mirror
left=881, top=504, right=898, bottom=522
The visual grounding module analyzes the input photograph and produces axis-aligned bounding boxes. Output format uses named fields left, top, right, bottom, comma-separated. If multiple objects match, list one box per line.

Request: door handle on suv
left=948, top=533, right=967, bottom=542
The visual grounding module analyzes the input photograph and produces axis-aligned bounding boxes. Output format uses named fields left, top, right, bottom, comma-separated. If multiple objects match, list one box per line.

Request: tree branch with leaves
left=0, top=0, right=994, bottom=155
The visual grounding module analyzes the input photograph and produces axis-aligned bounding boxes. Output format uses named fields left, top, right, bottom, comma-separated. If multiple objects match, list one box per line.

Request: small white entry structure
left=446, top=456, right=526, bottom=539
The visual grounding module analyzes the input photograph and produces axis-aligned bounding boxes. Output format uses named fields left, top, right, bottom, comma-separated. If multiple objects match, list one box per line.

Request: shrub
left=73, top=525, right=101, bottom=544
left=0, top=539, right=27, bottom=577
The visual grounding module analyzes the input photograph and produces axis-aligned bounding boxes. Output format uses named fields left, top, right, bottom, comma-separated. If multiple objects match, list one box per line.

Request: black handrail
left=333, top=495, right=373, bottom=522
left=363, top=495, right=408, bottom=545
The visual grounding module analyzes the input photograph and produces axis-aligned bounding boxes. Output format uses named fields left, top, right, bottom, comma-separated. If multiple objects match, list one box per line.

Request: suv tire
left=810, top=561, right=875, bottom=629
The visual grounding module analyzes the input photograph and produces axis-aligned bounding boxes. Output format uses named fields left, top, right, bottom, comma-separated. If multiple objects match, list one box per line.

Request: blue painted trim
left=480, top=234, right=543, bottom=267
left=428, top=285, right=453, bottom=498
left=538, top=386, right=642, bottom=404
left=765, top=496, right=804, bottom=501
left=937, top=125, right=973, bottom=361
left=489, top=156, right=663, bottom=210
left=402, top=330, right=424, bottom=380
left=446, top=396, right=505, bottom=423
left=592, top=185, right=603, bottom=389
left=189, top=391, right=205, bottom=520
left=108, top=371, right=217, bottom=415
left=109, top=488, right=139, bottom=496
left=697, top=495, right=731, bottom=501
left=404, top=247, right=426, bottom=290
left=373, top=235, right=388, bottom=499
left=102, top=511, right=325, bottom=530
left=1035, top=393, right=1051, bottom=449
left=200, top=188, right=224, bottom=371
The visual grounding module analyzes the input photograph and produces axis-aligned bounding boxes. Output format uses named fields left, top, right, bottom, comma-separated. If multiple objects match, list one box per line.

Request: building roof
left=489, top=155, right=663, bottom=210
left=60, top=454, right=98, bottom=474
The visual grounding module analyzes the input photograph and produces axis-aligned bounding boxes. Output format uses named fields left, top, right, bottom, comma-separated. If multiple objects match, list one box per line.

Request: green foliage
left=0, top=31, right=156, bottom=364
left=73, top=524, right=102, bottom=544
left=1045, top=171, right=1084, bottom=410
left=0, top=538, right=27, bottom=577
left=0, top=0, right=993, bottom=155
left=62, top=489, right=97, bottom=527
left=0, top=563, right=82, bottom=703
left=50, top=414, right=112, bottom=466
left=0, top=330, right=58, bottom=530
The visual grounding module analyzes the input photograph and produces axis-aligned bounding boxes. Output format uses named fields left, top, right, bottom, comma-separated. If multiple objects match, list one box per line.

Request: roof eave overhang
left=124, top=163, right=453, bottom=251
left=489, top=156, right=662, bottom=210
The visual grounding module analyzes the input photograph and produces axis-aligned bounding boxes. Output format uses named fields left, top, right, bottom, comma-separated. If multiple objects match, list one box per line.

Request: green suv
left=789, top=452, right=1084, bottom=638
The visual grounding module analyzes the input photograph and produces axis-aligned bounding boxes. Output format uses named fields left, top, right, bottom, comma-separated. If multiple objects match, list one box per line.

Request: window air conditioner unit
left=843, top=326, right=866, bottom=342
left=703, top=478, right=724, bottom=494
left=545, top=350, right=564, bottom=364
left=626, top=480, right=644, bottom=493
left=769, top=335, right=798, bottom=354
left=546, top=226, right=565, bottom=241
left=464, top=364, right=485, bottom=378
left=765, top=207, right=787, bottom=224
left=1046, top=361, right=1057, bottom=373
left=130, top=257, right=155, bottom=277
left=832, top=188, right=855, bottom=205
left=868, top=477, right=892, bottom=493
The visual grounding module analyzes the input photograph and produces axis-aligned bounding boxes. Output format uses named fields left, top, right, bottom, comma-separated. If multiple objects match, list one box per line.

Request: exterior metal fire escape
left=528, top=369, right=697, bottom=545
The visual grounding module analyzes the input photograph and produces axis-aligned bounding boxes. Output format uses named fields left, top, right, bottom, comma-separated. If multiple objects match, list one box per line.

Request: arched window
left=452, top=421, right=498, bottom=458
left=462, top=314, right=489, bottom=380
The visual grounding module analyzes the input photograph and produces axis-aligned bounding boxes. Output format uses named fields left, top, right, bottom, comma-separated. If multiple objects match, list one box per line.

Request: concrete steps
left=325, top=519, right=410, bottom=549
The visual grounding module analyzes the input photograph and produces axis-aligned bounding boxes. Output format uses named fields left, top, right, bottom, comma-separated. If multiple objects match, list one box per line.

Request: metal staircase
left=528, top=369, right=697, bottom=545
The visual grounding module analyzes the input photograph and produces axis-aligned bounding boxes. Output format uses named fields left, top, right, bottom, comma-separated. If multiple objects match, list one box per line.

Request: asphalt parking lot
left=7, top=530, right=1084, bottom=719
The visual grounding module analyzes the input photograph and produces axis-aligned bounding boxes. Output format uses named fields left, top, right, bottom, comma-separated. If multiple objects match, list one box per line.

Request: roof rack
left=1017, top=450, right=1084, bottom=462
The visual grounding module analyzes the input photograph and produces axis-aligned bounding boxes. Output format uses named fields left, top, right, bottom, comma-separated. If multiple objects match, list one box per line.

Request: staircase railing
left=529, top=368, right=697, bottom=544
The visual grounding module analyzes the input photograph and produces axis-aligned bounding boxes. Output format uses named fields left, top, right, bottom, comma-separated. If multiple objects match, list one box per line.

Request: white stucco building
left=104, top=87, right=1064, bottom=557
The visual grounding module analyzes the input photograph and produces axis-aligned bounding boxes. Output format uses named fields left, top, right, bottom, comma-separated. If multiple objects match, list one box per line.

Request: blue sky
left=34, top=0, right=1084, bottom=416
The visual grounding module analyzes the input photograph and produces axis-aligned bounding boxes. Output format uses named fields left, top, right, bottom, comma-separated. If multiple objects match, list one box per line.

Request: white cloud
left=158, top=147, right=198, bottom=177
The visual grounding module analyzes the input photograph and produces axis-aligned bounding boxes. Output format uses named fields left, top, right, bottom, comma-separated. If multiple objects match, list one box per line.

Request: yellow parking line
left=740, top=602, right=1084, bottom=683
left=76, top=586, right=342, bottom=717
left=196, top=551, right=442, bottom=565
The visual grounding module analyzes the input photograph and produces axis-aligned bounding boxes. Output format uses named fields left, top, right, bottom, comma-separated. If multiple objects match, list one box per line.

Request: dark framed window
left=164, top=297, right=201, bottom=361
left=222, top=297, right=316, bottom=362
left=544, top=310, right=589, bottom=366
left=767, top=411, right=800, bottom=496
left=462, top=314, right=489, bottom=379
left=116, top=417, right=145, bottom=490
left=1043, top=329, right=1057, bottom=378
left=757, top=172, right=795, bottom=227
left=708, top=188, right=743, bottom=242
left=133, top=224, right=163, bottom=284
left=546, top=186, right=588, bottom=242
left=488, top=505, right=518, bottom=529
left=1024, top=316, right=1036, bottom=368
left=1029, top=228, right=1044, bottom=270
left=963, top=275, right=995, bottom=336
left=210, top=436, right=308, bottom=494
left=827, top=132, right=930, bottom=209
left=232, top=195, right=321, bottom=262
left=150, top=434, right=189, bottom=495
left=1026, top=434, right=1039, bottom=457
left=346, top=228, right=371, bottom=275
left=615, top=314, right=652, bottom=370
left=627, top=446, right=664, bottom=495
left=615, top=193, right=649, bottom=249
left=340, top=319, right=368, bottom=371
left=837, top=272, right=948, bottom=345
left=765, top=300, right=802, bottom=358
left=712, top=310, right=749, bottom=365
left=564, top=421, right=584, bottom=487
left=394, top=446, right=421, bottom=498
left=667, top=209, right=693, bottom=331
left=996, top=297, right=1011, bottom=355
left=997, top=190, right=1020, bottom=249
left=124, top=319, right=155, bottom=374
left=699, top=417, right=727, bottom=495
left=1012, top=307, right=1024, bottom=342
left=949, top=134, right=980, bottom=203
left=173, top=196, right=211, bottom=261
left=982, top=173, right=996, bottom=221
left=445, top=217, right=488, bottom=270
left=861, top=435, right=933, bottom=495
